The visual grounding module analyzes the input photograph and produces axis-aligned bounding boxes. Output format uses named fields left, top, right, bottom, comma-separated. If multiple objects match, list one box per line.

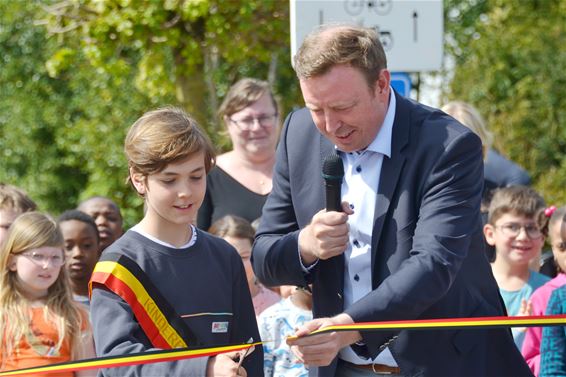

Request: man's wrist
left=333, top=313, right=362, bottom=346
left=298, top=228, right=318, bottom=265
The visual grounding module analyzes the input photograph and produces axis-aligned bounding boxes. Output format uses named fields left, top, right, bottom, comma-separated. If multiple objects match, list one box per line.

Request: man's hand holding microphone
left=298, top=153, right=353, bottom=264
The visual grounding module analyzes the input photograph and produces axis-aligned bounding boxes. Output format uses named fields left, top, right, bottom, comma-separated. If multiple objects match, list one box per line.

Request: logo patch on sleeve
left=212, top=321, right=229, bottom=333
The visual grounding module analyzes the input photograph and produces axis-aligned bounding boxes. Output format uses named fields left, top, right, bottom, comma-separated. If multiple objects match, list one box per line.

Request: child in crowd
left=484, top=186, right=551, bottom=349
left=258, top=286, right=313, bottom=377
left=209, top=215, right=280, bottom=316
left=540, top=284, right=566, bottom=377
left=0, top=182, right=37, bottom=245
left=522, top=205, right=566, bottom=375
left=58, top=210, right=101, bottom=309
left=77, top=196, right=123, bottom=251
left=89, top=107, right=262, bottom=377
left=0, top=212, right=95, bottom=376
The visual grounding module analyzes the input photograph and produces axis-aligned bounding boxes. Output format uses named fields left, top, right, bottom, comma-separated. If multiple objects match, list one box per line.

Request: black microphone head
left=322, top=153, right=344, bottom=180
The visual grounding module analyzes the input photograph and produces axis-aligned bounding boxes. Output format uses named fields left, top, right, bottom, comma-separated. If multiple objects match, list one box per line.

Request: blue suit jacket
left=252, top=93, right=532, bottom=376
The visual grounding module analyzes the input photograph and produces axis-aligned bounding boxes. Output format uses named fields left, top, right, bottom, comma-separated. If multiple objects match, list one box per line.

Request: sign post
left=390, top=72, right=412, bottom=97
left=290, top=0, right=443, bottom=72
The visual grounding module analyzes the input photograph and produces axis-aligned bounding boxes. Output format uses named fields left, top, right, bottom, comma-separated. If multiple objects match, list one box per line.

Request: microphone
left=322, top=154, right=344, bottom=212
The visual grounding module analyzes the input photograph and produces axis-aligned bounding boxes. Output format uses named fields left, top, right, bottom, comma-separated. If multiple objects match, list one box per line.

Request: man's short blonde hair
left=294, top=24, right=387, bottom=89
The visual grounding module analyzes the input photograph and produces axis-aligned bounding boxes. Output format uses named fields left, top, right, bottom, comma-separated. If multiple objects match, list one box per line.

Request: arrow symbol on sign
left=412, top=11, right=418, bottom=42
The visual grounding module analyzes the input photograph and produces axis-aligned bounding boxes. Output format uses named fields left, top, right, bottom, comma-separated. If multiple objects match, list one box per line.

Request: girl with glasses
left=0, top=212, right=95, bottom=376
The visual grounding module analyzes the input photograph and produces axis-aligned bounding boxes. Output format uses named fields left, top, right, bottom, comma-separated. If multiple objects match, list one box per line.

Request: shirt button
left=356, top=165, right=362, bottom=173
left=353, top=240, right=360, bottom=247
left=354, top=274, right=360, bottom=282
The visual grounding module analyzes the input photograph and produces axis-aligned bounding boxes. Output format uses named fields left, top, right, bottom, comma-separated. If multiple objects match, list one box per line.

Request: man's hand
left=298, top=202, right=353, bottom=264
left=286, top=313, right=361, bottom=367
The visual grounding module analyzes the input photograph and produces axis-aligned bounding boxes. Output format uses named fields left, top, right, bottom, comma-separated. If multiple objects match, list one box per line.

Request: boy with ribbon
left=89, top=107, right=262, bottom=377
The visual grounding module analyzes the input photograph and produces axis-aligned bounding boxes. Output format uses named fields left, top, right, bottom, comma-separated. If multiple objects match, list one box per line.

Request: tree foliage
left=444, top=0, right=566, bottom=205
left=41, top=0, right=298, bottom=134
left=0, top=0, right=299, bottom=226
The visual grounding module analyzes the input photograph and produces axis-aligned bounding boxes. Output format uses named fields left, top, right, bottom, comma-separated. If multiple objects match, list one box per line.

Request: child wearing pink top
left=522, top=205, right=566, bottom=376
left=208, top=215, right=281, bottom=316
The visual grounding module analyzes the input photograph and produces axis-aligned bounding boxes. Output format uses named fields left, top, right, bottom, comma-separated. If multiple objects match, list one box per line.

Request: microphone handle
left=325, top=180, right=343, bottom=212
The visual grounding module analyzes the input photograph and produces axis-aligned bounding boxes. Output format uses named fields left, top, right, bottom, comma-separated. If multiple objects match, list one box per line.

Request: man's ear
left=375, top=69, right=391, bottom=96
left=130, top=168, right=146, bottom=196
left=484, top=223, right=496, bottom=246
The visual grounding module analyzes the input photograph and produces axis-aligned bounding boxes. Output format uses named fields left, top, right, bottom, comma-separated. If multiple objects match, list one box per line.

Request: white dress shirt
left=338, top=91, right=396, bottom=366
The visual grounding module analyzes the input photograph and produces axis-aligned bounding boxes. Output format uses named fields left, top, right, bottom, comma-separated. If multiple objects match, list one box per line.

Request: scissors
left=236, top=337, right=254, bottom=369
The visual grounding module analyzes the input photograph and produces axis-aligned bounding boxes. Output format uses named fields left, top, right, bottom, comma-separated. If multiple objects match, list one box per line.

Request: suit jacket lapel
left=371, top=92, right=410, bottom=279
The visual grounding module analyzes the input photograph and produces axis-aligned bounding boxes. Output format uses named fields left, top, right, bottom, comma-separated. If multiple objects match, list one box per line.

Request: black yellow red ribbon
left=1, top=314, right=565, bottom=376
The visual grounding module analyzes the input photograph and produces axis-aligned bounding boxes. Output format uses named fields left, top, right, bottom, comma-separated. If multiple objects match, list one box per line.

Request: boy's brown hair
left=124, top=106, right=216, bottom=186
left=0, top=183, right=37, bottom=213
left=487, top=186, right=546, bottom=227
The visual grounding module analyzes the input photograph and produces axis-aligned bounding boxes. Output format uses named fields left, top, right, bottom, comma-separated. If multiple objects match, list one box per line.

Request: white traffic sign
left=290, top=0, right=443, bottom=72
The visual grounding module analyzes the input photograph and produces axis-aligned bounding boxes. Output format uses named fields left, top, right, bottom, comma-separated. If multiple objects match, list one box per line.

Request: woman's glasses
left=229, top=113, right=278, bottom=131
left=19, top=251, right=66, bottom=267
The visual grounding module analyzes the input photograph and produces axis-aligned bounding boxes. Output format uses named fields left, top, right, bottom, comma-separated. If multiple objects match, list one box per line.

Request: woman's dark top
left=197, top=166, right=269, bottom=230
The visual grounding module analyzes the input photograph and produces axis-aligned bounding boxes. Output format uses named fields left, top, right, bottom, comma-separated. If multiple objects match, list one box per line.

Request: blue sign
left=391, top=72, right=412, bottom=97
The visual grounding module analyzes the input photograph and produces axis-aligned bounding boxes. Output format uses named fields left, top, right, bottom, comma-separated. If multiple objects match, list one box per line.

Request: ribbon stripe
left=1, top=314, right=564, bottom=376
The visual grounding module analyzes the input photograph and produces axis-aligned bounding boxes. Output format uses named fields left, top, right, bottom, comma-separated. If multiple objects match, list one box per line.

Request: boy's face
left=0, top=208, right=19, bottom=246
left=484, top=213, right=544, bottom=266
left=132, top=152, right=207, bottom=231
left=78, top=198, right=123, bottom=250
left=60, top=219, right=100, bottom=284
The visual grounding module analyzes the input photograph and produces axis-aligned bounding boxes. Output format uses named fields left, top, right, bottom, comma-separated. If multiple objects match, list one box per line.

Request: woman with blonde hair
left=0, top=212, right=95, bottom=376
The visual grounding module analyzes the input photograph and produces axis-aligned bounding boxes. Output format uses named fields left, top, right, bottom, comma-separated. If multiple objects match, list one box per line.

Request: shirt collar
left=366, top=89, right=395, bottom=158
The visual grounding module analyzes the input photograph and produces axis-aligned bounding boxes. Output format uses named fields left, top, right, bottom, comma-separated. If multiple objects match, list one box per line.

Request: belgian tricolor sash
left=89, top=252, right=199, bottom=350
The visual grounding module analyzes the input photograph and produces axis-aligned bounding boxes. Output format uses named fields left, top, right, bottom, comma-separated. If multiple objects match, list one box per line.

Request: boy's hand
left=515, top=298, right=533, bottom=333
left=517, top=298, right=533, bottom=317
left=206, top=352, right=247, bottom=377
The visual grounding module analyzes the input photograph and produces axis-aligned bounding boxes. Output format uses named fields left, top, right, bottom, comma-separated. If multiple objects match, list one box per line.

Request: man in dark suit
left=252, top=25, right=532, bottom=376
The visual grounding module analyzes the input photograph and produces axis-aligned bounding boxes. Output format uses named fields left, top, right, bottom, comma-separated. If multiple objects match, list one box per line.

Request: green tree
left=444, top=0, right=566, bottom=204
left=41, top=0, right=299, bottom=135
left=1, top=1, right=300, bottom=226
left=0, top=1, right=162, bottom=224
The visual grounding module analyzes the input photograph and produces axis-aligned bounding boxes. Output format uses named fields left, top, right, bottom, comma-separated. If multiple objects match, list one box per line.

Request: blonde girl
left=0, top=212, right=95, bottom=376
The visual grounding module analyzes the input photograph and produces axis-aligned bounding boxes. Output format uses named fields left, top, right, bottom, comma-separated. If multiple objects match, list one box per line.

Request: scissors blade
left=236, top=337, right=254, bottom=368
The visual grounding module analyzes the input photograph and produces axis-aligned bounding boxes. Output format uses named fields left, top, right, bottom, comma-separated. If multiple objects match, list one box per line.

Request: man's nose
left=324, top=111, right=340, bottom=133
left=95, top=215, right=107, bottom=226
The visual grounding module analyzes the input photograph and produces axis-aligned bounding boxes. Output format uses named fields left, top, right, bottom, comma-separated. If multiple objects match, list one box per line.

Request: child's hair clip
left=545, top=205, right=557, bottom=218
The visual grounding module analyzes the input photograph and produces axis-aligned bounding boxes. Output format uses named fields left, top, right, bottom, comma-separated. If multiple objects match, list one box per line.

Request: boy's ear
left=130, top=168, right=146, bottom=196
left=7, top=255, right=17, bottom=272
left=483, top=223, right=496, bottom=246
